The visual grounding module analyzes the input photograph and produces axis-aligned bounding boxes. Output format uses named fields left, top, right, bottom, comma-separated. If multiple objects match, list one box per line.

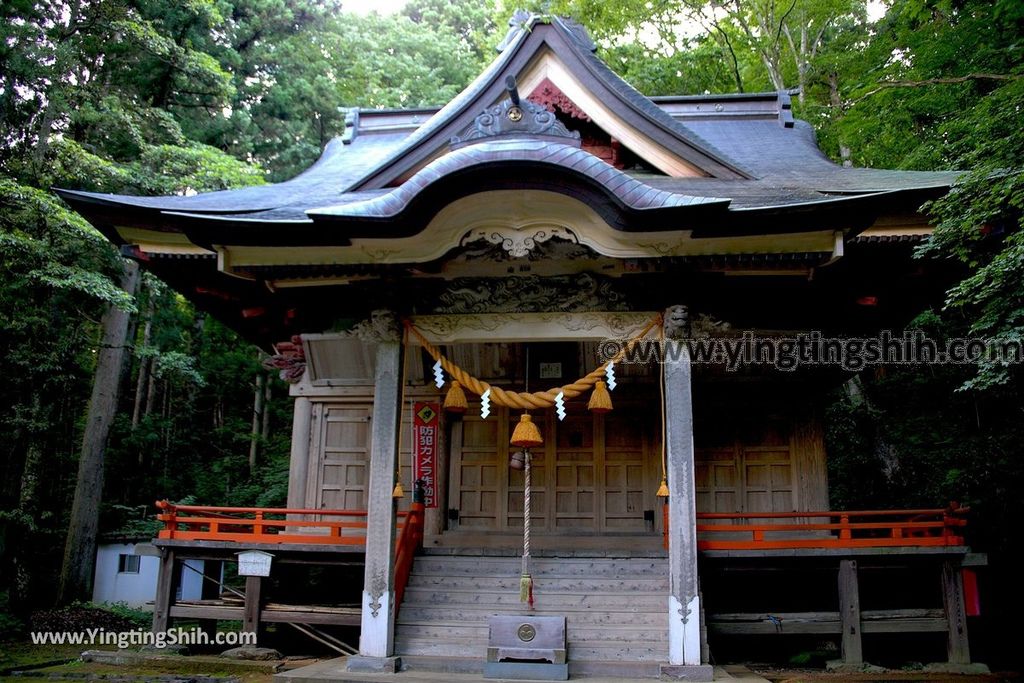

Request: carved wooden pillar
left=354, top=312, right=404, bottom=666
left=663, top=306, right=711, bottom=679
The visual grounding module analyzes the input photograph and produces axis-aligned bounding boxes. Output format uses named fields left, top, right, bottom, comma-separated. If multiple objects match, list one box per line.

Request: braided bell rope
left=523, top=451, right=531, bottom=574
left=405, top=314, right=663, bottom=410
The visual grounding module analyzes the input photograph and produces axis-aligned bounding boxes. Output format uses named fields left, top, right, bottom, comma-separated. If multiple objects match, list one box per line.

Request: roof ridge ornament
left=496, top=9, right=534, bottom=52
left=450, top=75, right=581, bottom=149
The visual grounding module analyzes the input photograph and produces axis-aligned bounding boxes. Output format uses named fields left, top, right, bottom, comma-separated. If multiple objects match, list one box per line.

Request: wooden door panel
left=449, top=405, right=655, bottom=533
left=695, top=447, right=740, bottom=514
left=743, top=447, right=794, bottom=513
left=697, top=441, right=795, bottom=515
left=550, top=412, right=596, bottom=529
left=601, top=412, right=647, bottom=531
left=315, top=405, right=371, bottom=511
left=457, top=414, right=503, bottom=529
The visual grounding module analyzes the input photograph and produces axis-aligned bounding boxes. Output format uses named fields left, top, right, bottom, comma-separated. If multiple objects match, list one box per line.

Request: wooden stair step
left=397, top=606, right=667, bottom=625
left=400, top=589, right=665, bottom=609
left=394, top=622, right=666, bottom=643
left=406, top=575, right=669, bottom=591
left=411, top=558, right=668, bottom=577
left=396, top=552, right=671, bottom=672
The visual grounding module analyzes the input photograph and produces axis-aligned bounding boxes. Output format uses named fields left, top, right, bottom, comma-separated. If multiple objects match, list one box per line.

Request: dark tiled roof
left=309, top=139, right=727, bottom=223
left=56, top=133, right=407, bottom=221
left=56, top=17, right=960, bottom=235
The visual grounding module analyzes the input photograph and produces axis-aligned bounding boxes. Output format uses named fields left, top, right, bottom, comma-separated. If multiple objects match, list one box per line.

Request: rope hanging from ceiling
left=403, top=313, right=663, bottom=411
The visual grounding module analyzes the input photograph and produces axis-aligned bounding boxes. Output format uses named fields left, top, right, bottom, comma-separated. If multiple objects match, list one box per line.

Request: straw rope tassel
left=443, top=379, right=468, bottom=413
left=520, top=450, right=534, bottom=608
left=405, top=315, right=663, bottom=411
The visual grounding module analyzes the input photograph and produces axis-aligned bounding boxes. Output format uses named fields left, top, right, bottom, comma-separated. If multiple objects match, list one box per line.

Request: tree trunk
left=797, top=25, right=809, bottom=105
left=249, top=371, right=266, bottom=476
left=261, top=376, right=272, bottom=442
left=131, top=289, right=155, bottom=432
left=163, top=381, right=171, bottom=450
left=828, top=72, right=853, bottom=166
left=144, top=358, right=158, bottom=418
left=58, top=259, right=140, bottom=604
left=11, top=396, right=46, bottom=611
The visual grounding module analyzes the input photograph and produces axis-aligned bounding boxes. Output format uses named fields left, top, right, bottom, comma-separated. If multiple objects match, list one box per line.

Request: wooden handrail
left=154, top=500, right=410, bottom=546
left=394, top=502, right=425, bottom=617
left=155, top=500, right=377, bottom=516
left=662, top=507, right=967, bottom=551
left=696, top=508, right=966, bottom=519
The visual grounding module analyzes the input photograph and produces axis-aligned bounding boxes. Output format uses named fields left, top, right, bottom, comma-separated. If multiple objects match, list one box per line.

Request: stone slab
left=346, top=656, right=401, bottom=673
left=661, top=664, right=715, bottom=681
left=483, top=662, right=568, bottom=680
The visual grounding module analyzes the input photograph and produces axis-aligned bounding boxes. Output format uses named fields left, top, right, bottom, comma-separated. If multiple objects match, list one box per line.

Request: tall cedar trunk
left=261, top=376, right=272, bottom=442
left=828, top=72, right=853, bottom=166
left=144, top=358, right=158, bottom=418
left=249, top=371, right=266, bottom=476
left=58, top=259, right=140, bottom=604
left=797, top=25, right=808, bottom=105
left=163, top=381, right=171, bottom=450
left=132, top=286, right=155, bottom=431
left=12, top=395, right=46, bottom=611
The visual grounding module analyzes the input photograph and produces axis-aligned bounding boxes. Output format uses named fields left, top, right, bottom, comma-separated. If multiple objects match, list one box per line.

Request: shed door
left=309, top=404, right=371, bottom=510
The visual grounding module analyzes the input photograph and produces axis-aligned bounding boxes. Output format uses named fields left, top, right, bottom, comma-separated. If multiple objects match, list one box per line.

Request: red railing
left=697, top=508, right=967, bottom=550
left=394, top=502, right=425, bottom=614
left=663, top=506, right=967, bottom=551
left=156, top=500, right=394, bottom=545
left=156, top=499, right=427, bottom=614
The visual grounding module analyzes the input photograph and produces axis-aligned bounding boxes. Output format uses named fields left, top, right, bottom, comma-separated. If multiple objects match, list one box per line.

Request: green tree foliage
left=0, top=0, right=496, bottom=613
left=232, top=10, right=481, bottom=180
left=404, top=0, right=502, bottom=65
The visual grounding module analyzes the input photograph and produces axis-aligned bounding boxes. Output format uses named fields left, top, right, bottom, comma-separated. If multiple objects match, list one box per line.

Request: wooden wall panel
left=792, top=412, right=830, bottom=512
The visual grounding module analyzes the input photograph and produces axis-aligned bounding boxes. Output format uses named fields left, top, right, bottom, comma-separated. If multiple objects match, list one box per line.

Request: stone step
left=399, top=655, right=483, bottom=674
left=569, top=659, right=665, bottom=678
left=401, top=588, right=665, bottom=610
left=395, top=655, right=667, bottom=679
left=406, top=574, right=669, bottom=592
left=395, top=637, right=668, bottom=662
left=397, top=606, right=667, bottom=625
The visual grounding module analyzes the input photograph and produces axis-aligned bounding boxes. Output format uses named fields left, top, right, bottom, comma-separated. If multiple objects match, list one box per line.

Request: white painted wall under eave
left=91, top=543, right=206, bottom=609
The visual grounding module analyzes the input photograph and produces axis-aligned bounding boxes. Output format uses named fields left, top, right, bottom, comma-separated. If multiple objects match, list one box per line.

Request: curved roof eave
left=689, top=186, right=951, bottom=238
left=308, top=140, right=732, bottom=229
left=52, top=132, right=411, bottom=220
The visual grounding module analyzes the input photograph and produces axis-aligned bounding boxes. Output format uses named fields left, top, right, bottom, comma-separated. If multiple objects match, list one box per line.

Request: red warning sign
left=412, top=402, right=440, bottom=508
